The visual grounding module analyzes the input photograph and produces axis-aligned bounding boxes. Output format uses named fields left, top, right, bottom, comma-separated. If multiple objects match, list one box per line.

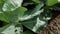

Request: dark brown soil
left=39, top=15, right=60, bottom=34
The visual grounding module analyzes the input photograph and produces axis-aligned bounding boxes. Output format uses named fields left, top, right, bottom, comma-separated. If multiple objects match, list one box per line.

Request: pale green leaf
left=15, top=24, right=23, bottom=34
left=2, top=0, right=23, bottom=11
left=2, top=25, right=16, bottom=34
left=0, top=23, right=23, bottom=34
left=46, top=0, right=58, bottom=6
left=58, top=0, right=60, bottom=2
left=32, top=0, right=40, bottom=3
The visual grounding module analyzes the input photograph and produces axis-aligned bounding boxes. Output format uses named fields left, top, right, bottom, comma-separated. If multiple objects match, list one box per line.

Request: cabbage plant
left=0, top=0, right=60, bottom=34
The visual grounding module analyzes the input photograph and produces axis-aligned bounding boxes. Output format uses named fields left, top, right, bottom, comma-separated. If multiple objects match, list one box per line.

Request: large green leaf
left=46, top=0, right=58, bottom=6
left=19, top=3, right=44, bottom=21
left=0, top=7, right=27, bottom=23
left=0, top=23, right=23, bottom=34
left=0, top=0, right=27, bottom=23
left=1, top=24, right=16, bottom=34
left=22, top=16, right=47, bottom=33
left=22, top=10, right=52, bottom=33
left=2, top=0, right=23, bottom=11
